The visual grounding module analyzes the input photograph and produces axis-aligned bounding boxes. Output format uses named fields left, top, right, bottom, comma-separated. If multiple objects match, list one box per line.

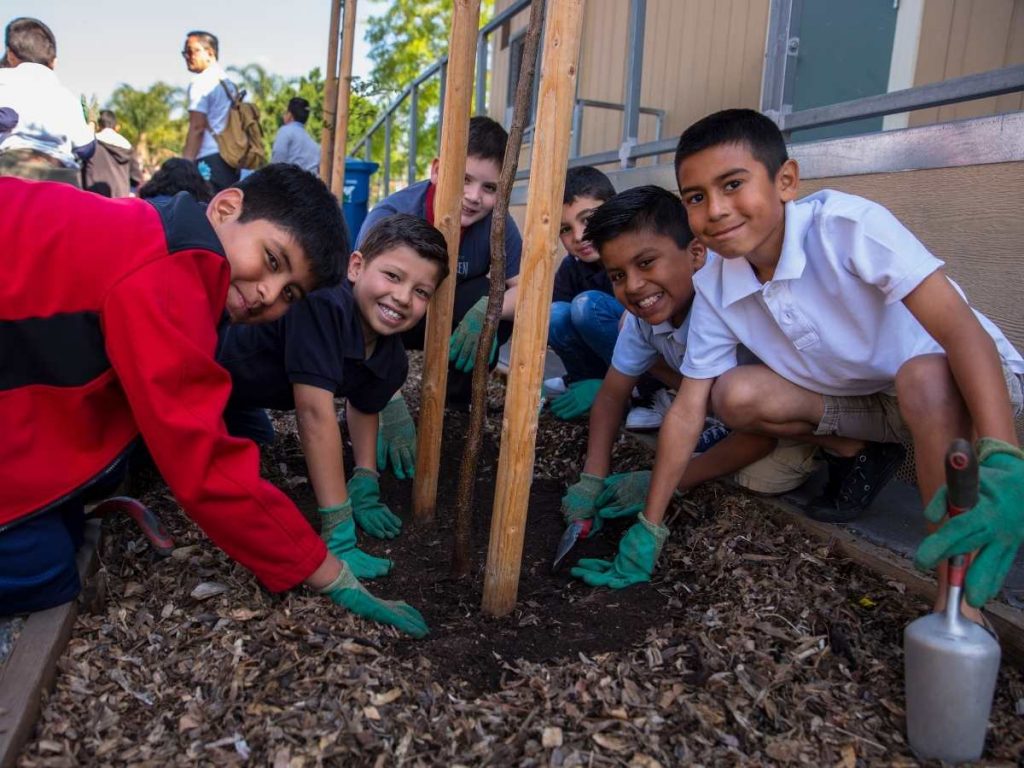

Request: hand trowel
left=904, top=438, right=1001, bottom=763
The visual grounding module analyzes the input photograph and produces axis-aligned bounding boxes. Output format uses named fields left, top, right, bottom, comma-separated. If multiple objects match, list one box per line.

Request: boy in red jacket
left=0, top=166, right=428, bottom=637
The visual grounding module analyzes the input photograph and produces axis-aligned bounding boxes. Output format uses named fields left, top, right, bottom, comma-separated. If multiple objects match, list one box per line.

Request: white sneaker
left=543, top=376, right=569, bottom=399
left=625, top=388, right=673, bottom=431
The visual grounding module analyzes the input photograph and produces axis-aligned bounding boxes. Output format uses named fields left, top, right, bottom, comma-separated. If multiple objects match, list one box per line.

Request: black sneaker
left=805, top=442, right=906, bottom=523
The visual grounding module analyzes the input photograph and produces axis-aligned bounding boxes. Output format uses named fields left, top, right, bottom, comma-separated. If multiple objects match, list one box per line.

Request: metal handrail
left=570, top=98, right=665, bottom=159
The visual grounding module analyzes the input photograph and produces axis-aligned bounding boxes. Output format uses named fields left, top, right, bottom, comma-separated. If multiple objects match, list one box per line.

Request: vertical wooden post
left=482, top=0, right=585, bottom=616
left=330, top=0, right=359, bottom=200
left=412, top=0, right=481, bottom=522
left=318, top=0, right=342, bottom=181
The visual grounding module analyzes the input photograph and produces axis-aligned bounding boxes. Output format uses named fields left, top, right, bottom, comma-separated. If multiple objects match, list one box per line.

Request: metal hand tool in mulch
left=904, top=439, right=1001, bottom=763
left=551, top=518, right=595, bottom=573
left=88, top=496, right=175, bottom=557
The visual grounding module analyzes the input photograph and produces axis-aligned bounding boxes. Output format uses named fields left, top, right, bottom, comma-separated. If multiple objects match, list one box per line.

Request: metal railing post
left=383, top=112, right=392, bottom=194
left=409, top=85, right=419, bottom=184
left=570, top=100, right=583, bottom=158
left=476, top=31, right=488, bottom=115
left=761, top=0, right=801, bottom=135
left=438, top=60, right=448, bottom=146
left=620, top=0, right=646, bottom=168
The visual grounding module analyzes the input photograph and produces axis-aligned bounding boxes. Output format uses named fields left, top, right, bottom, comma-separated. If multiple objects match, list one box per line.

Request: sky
left=3, top=0, right=386, bottom=104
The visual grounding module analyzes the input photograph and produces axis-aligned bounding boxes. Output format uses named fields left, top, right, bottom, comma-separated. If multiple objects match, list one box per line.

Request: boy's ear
left=206, top=187, right=244, bottom=224
left=428, top=158, right=440, bottom=185
left=775, top=158, right=800, bottom=203
left=347, top=250, right=365, bottom=282
left=687, top=238, right=707, bottom=271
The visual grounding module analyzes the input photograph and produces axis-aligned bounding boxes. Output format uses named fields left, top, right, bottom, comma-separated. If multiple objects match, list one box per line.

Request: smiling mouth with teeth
left=379, top=304, right=403, bottom=321
left=636, top=293, right=663, bottom=309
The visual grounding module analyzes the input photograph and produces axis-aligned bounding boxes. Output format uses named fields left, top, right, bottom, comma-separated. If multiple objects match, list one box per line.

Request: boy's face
left=348, top=245, right=443, bottom=338
left=677, top=142, right=799, bottom=265
left=559, top=195, right=605, bottom=263
left=430, top=155, right=501, bottom=228
left=600, top=231, right=706, bottom=328
left=206, top=189, right=314, bottom=324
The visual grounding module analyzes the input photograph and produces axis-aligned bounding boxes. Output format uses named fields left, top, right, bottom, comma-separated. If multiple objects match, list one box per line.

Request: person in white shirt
left=181, top=30, right=238, bottom=192
left=271, top=97, right=321, bottom=175
left=615, top=109, right=1023, bottom=621
left=0, top=17, right=94, bottom=186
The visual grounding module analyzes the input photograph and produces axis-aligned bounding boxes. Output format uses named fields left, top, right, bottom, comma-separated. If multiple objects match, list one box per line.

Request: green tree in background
left=107, top=82, right=187, bottom=168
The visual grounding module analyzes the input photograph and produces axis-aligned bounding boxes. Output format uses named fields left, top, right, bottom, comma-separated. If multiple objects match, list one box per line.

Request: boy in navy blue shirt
left=218, top=214, right=449, bottom=582
left=356, top=116, right=522, bottom=477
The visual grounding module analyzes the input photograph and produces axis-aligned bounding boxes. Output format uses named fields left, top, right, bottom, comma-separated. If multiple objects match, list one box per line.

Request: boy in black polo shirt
left=218, top=214, right=449, bottom=578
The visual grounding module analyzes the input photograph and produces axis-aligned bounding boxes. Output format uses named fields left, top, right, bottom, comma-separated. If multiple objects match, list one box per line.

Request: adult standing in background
left=181, top=30, right=238, bottom=192
left=0, top=17, right=94, bottom=186
left=270, top=97, right=320, bottom=175
left=82, top=109, right=141, bottom=197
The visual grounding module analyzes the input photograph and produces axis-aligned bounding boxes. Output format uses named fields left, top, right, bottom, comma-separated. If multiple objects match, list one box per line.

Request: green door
left=790, top=0, right=899, bottom=142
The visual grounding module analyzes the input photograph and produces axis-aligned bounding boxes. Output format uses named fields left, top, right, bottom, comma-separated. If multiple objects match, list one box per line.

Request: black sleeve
left=282, top=293, right=345, bottom=394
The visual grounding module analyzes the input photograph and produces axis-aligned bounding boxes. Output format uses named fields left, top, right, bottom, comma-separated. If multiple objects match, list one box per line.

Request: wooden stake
left=330, top=0, right=359, bottom=200
left=452, top=0, right=546, bottom=577
left=413, top=0, right=481, bottom=523
left=318, top=0, right=342, bottom=181
left=482, top=0, right=585, bottom=616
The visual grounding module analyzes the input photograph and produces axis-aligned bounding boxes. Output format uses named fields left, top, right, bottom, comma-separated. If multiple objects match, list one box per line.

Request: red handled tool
left=89, top=496, right=175, bottom=556
left=551, top=517, right=594, bottom=573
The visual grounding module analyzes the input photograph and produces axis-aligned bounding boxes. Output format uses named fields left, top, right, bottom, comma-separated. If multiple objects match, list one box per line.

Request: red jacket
left=0, top=179, right=326, bottom=591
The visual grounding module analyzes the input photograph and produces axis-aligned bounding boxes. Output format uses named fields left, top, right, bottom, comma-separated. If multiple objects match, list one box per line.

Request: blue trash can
left=342, top=158, right=380, bottom=241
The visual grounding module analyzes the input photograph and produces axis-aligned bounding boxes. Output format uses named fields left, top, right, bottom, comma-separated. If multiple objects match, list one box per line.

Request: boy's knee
left=570, top=290, right=618, bottom=328
left=0, top=508, right=82, bottom=614
left=548, top=302, right=574, bottom=347
left=896, top=355, right=962, bottom=424
left=711, top=369, right=764, bottom=428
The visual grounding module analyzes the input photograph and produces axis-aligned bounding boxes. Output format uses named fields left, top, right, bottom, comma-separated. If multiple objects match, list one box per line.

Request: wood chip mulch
left=16, top=361, right=1024, bottom=767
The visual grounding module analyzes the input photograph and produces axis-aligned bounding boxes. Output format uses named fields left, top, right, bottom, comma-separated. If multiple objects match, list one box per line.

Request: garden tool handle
left=944, top=439, right=979, bottom=588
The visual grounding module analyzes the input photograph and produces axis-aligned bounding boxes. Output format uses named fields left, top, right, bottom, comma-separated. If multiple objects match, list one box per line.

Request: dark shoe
left=805, top=442, right=906, bottom=523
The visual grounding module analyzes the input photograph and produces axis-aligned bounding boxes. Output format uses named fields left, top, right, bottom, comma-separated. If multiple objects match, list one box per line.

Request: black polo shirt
left=217, top=280, right=408, bottom=414
left=552, top=255, right=614, bottom=303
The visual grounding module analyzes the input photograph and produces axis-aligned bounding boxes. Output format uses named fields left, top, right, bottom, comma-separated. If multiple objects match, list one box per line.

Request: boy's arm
left=501, top=276, right=519, bottom=320
left=294, top=383, right=348, bottom=508
left=345, top=401, right=380, bottom=471
left=648, top=358, right=683, bottom=390
left=643, top=377, right=712, bottom=525
left=902, top=271, right=1017, bottom=444
left=581, top=368, right=638, bottom=477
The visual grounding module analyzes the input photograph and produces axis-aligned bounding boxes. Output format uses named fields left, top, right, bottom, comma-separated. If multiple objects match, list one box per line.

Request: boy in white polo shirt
left=563, top=186, right=819, bottom=582
left=603, top=109, right=1022, bottom=616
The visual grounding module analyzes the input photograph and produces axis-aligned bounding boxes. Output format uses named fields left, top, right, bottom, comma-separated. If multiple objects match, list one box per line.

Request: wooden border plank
left=0, top=519, right=101, bottom=768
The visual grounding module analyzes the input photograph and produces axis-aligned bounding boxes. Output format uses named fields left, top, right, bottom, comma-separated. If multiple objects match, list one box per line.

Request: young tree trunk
left=451, top=0, right=547, bottom=578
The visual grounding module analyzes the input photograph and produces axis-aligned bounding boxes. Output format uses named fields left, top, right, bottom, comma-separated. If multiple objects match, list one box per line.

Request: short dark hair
left=233, top=164, right=347, bottom=289
left=287, top=97, right=310, bottom=124
left=138, top=158, right=213, bottom=203
left=6, top=17, right=56, bottom=66
left=358, top=213, right=450, bottom=285
left=185, top=30, right=219, bottom=59
left=98, top=109, right=117, bottom=130
left=564, top=166, right=615, bottom=205
left=466, top=115, right=508, bottom=166
left=584, top=185, right=694, bottom=252
left=674, top=109, right=788, bottom=181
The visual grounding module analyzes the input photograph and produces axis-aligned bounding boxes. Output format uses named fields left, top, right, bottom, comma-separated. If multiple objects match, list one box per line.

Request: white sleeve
left=188, top=79, right=210, bottom=115
left=825, top=201, right=942, bottom=305
left=65, top=92, right=95, bottom=149
left=610, top=314, right=660, bottom=377
left=681, top=290, right=740, bottom=380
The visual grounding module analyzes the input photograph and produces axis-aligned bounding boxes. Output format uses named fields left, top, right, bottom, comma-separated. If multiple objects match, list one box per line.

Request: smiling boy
left=355, top=116, right=522, bottom=477
left=0, top=168, right=428, bottom=637
left=618, top=109, right=1023, bottom=614
left=218, top=214, right=449, bottom=578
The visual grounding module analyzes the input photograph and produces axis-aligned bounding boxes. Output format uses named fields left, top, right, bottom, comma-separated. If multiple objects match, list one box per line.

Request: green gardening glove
left=549, top=379, right=602, bottom=421
left=377, top=394, right=416, bottom=479
left=561, top=473, right=605, bottom=525
left=915, top=438, right=1024, bottom=607
left=595, top=471, right=651, bottom=519
left=348, top=467, right=402, bottom=539
left=449, top=296, right=498, bottom=373
left=319, top=562, right=428, bottom=638
left=570, top=513, right=669, bottom=589
left=319, top=499, right=392, bottom=579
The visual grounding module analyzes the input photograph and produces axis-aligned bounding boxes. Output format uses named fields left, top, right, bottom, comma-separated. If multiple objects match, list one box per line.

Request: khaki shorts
left=815, top=365, right=1024, bottom=444
left=733, top=439, right=819, bottom=495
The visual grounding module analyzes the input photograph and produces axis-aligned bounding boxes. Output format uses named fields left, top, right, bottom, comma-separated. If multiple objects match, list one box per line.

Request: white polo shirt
left=612, top=311, right=691, bottom=377
left=187, top=62, right=234, bottom=159
left=0, top=63, right=94, bottom=167
left=682, top=190, right=1024, bottom=396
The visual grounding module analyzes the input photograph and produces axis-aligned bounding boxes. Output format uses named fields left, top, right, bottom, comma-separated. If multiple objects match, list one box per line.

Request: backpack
left=214, top=80, right=266, bottom=170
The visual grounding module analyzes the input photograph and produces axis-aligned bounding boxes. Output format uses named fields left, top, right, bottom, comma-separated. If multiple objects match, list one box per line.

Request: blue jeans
left=548, top=290, right=624, bottom=381
left=223, top=406, right=276, bottom=446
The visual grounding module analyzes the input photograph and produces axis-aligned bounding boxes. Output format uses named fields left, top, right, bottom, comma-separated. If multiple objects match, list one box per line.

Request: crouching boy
left=0, top=168, right=427, bottom=637
left=218, top=214, right=449, bottom=577
left=629, top=109, right=1023, bottom=616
